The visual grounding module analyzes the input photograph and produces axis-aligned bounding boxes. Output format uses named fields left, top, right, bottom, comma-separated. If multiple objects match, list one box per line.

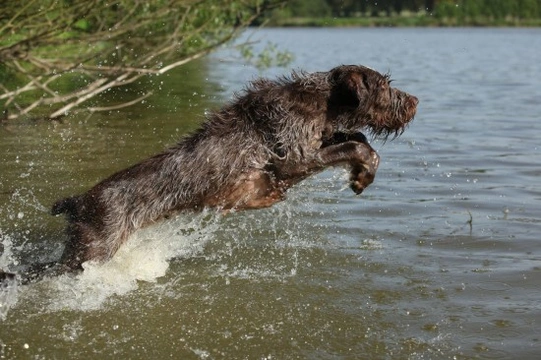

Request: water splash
left=0, top=232, right=16, bottom=271
left=3, top=210, right=222, bottom=316
left=0, top=278, right=18, bottom=321
left=1, top=178, right=330, bottom=318
left=0, top=232, right=18, bottom=321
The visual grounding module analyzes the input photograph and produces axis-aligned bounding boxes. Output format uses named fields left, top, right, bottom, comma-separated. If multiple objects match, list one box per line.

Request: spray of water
left=0, top=233, right=19, bottom=320
left=0, top=173, right=342, bottom=319
left=1, top=210, right=223, bottom=317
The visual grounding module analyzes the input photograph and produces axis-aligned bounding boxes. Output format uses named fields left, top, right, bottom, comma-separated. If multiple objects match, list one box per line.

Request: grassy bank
left=269, top=15, right=541, bottom=27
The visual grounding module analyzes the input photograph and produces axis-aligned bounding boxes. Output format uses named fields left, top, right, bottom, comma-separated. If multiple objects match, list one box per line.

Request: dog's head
left=327, top=65, right=418, bottom=139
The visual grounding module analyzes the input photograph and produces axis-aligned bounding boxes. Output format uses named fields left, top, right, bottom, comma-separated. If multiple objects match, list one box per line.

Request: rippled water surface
left=1, top=28, right=540, bottom=359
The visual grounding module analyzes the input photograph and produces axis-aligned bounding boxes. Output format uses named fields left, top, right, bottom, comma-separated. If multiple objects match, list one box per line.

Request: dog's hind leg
left=205, top=170, right=287, bottom=211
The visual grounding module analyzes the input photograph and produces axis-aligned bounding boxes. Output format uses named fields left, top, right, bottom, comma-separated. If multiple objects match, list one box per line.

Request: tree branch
left=1, top=0, right=285, bottom=121
left=88, top=91, right=154, bottom=113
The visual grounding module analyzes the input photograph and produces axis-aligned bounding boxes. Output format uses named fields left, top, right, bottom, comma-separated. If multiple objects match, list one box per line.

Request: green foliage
left=273, top=0, right=541, bottom=25
left=288, top=0, right=332, bottom=17
left=0, top=0, right=285, bottom=120
left=519, top=0, right=540, bottom=18
left=240, top=42, right=294, bottom=70
left=434, top=0, right=541, bottom=21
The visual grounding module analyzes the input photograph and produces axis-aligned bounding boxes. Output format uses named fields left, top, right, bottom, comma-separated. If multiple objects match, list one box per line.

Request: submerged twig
left=467, top=210, right=473, bottom=234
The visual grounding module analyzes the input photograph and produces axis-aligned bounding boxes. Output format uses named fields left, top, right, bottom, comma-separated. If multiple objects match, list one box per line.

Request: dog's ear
left=329, top=68, right=366, bottom=109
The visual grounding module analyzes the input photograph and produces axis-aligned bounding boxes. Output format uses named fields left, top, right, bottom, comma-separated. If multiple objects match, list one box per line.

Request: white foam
left=0, top=232, right=16, bottom=271
left=0, top=232, right=19, bottom=321
left=0, top=277, right=18, bottom=321
left=1, top=194, right=323, bottom=317
left=23, top=211, right=222, bottom=313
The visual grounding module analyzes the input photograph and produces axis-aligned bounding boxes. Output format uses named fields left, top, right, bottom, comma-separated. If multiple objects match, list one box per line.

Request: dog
left=0, top=65, right=417, bottom=284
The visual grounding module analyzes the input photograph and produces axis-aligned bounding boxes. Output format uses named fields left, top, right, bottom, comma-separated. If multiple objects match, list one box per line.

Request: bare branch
left=12, top=60, right=57, bottom=98
left=1, top=0, right=284, bottom=121
left=88, top=91, right=154, bottom=113
left=42, top=78, right=109, bottom=106
left=49, top=74, right=130, bottom=119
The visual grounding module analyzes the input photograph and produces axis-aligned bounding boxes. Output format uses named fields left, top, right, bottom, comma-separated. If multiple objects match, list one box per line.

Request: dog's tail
left=51, top=196, right=80, bottom=220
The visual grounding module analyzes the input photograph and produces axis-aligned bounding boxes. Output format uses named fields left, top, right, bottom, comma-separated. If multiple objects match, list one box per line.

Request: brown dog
left=0, top=65, right=417, bottom=284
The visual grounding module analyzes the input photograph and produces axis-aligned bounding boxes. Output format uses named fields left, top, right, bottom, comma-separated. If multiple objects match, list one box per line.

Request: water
left=1, top=28, right=540, bottom=359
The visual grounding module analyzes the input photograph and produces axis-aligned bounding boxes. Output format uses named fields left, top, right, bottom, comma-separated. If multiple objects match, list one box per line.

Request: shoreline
left=267, top=16, right=541, bottom=28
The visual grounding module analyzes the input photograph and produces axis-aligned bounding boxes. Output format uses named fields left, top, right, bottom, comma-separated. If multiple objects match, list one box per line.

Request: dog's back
left=1, top=65, right=417, bottom=285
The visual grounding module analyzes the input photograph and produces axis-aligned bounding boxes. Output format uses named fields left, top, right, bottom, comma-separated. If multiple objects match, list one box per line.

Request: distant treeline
left=283, top=0, right=435, bottom=17
left=272, top=0, right=541, bottom=26
left=435, top=0, right=541, bottom=19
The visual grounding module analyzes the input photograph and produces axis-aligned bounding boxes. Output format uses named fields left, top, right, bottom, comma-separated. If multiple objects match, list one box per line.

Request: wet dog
left=0, top=65, right=417, bottom=284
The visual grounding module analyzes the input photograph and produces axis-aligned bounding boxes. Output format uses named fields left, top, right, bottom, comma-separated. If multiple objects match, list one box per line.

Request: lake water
left=1, top=28, right=541, bottom=359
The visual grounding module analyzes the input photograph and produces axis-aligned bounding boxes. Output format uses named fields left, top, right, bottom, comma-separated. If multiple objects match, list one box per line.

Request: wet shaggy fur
left=0, top=65, right=418, bottom=284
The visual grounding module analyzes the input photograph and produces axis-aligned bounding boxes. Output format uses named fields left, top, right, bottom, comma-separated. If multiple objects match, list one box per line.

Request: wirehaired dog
left=1, top=65, right=417, bottom=284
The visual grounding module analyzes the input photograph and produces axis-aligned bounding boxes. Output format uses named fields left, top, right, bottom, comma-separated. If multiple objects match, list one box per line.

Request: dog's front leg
left=270, top=138, right=379, bottom=194
left=317, top=140, right=380, bottom=194
left=321, top=131, right=370, bottom=147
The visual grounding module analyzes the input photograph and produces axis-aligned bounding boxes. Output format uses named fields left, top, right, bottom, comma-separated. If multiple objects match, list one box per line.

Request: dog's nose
left=409, top=95, right=419, bottom=107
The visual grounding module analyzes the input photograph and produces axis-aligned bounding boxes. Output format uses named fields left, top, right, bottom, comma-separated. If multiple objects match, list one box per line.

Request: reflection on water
left=1, top=28, right=541, bottom=358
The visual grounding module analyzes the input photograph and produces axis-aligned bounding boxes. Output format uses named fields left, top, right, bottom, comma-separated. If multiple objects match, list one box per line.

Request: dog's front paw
left=350, top=170, right=374, bottom=194
left=350, top=180, right=366, bottom=194
left=349, top=162, right=377, bottom=195
left=349, top=150, right=379, bottom=194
